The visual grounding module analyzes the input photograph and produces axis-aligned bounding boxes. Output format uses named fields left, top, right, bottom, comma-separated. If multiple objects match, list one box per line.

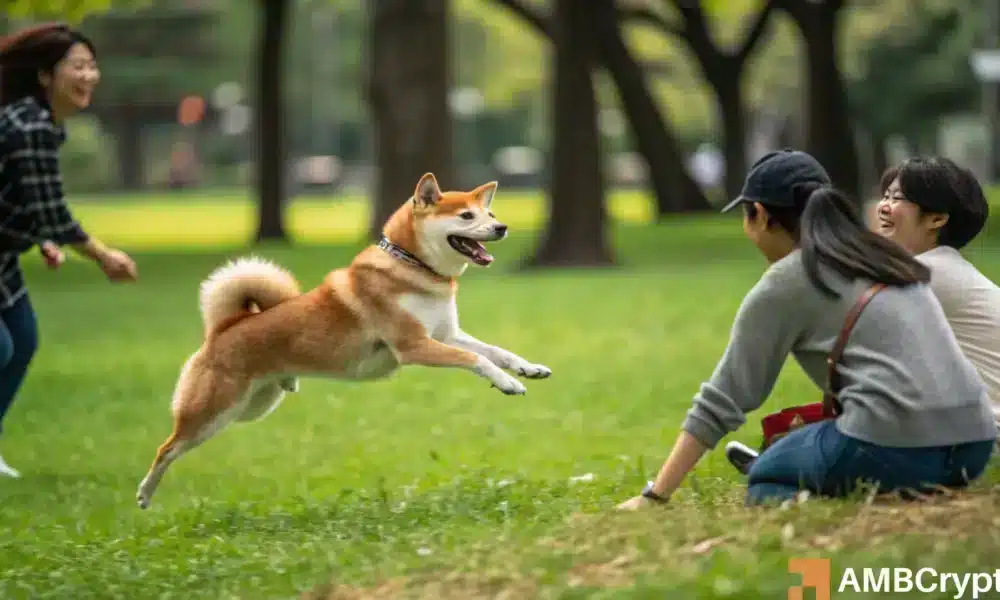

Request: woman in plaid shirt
left=0, top=24, right=138, bottom=477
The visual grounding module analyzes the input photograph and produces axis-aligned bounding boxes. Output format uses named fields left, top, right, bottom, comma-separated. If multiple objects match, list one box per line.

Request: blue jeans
left=0, top=294, right=38, bottom=436
left=746, top=419, right=996, bottom=506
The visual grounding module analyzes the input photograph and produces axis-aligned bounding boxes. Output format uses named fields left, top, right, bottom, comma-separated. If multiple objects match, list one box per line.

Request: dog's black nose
left=494, top=224, right=508, bottom=236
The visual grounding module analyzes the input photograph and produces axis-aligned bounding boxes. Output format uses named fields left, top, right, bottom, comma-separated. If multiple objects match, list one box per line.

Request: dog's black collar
left=377, top=236, right=443, bottom=277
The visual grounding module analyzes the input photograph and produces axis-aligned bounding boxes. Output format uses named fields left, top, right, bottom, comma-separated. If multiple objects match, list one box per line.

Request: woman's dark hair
left=878, top=156, right=987, bottom=250
left=0, top=23, right=97, bottom=106
left=745, top=182, right=931, bottom=299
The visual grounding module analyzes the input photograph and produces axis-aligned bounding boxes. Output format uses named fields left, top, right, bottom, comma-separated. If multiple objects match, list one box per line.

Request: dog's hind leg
left=136, top=429, right=190, bottom=510
left=136, top=367, right=247, bottom=510
left=235, top=380, right=287, bottom=423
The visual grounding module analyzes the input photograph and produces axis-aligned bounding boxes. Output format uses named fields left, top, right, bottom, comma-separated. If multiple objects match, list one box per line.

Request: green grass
left=66, top=189, right=656, bottom=249
left=3, top=190, right=1000, bottom=599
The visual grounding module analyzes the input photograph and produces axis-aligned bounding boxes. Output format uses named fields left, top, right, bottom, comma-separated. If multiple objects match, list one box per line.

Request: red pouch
left=758, top=283, right=886, bottom=451
left=760, top=403, right=829, bottom=449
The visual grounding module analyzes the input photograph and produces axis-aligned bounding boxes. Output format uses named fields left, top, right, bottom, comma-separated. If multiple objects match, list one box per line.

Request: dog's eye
left=488, top=211, right=495, bottom=218
left=459, top=211, right=475, bottom=220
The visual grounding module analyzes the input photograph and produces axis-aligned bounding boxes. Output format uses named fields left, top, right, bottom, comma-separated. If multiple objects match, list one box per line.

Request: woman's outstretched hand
left=98, top=248, right=138, bottom=282
left=39, top=241, right=64, bottom=270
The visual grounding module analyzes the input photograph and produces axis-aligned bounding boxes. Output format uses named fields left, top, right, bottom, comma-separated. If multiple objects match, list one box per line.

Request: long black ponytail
left=797, top=186, right=930, bottom=298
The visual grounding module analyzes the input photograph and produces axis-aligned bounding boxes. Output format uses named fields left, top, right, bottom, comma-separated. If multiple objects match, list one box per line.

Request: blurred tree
left=365, top=0, right=454, bottom=241
left=80, top=6, right=220, bottom=190
left=254, top=0, right=292, bottom=241
left=773, top=0, right=859, bottom=197
left=594, top=1, right=712, bottom=215
left=481, top=0, right=616, bottom=267
left=79, top=0, right=290, bottom=242
left=623, top=0, right=777, bottom=201
left=489, top=0, right=712, bottom=220
left=529, top=0, right=614, bottom=267
left=849, top=3, right=978, bottom=183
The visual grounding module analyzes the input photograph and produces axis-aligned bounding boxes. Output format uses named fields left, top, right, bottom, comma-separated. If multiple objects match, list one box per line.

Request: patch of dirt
left=803, top=490, right=1000, bottom=552
left=566, top=547, right=640, bottom=589
left=302, top=573, right=538, bottom=600
left=303, top=579, right=408, bottom=600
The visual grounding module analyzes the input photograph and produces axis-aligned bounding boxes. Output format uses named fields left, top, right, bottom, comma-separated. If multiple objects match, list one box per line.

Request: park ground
left=2, top=189, right=1000, bottom=599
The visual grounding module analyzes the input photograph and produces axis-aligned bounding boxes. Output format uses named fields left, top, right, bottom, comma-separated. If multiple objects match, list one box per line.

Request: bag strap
left=823, top=282, right=887, bottom=417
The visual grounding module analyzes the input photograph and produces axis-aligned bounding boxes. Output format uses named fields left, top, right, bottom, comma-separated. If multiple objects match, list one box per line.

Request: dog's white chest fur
left=397, top=293, right=457, bottom=340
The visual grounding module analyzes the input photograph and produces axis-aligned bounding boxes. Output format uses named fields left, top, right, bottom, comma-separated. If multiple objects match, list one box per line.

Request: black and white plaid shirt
left=0, top=96, right=89, bottom=309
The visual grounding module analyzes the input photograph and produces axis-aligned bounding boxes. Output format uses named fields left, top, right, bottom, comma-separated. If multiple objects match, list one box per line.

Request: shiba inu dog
left=135, top=173, right=552, bottom=509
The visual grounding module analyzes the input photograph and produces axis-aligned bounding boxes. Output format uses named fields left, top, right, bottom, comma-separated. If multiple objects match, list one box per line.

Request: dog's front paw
left=515, top=363, right=552, bottom=379
left=491, top=373, right=527, bottom=395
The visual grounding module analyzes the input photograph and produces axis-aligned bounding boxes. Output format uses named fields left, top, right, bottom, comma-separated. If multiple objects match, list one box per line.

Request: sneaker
left=725, top=441, right=759, bottom=476
left=0, top=453, right=20, bottom=478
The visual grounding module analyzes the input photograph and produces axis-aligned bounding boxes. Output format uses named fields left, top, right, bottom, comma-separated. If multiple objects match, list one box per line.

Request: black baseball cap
left=720, top=149, right=832, bottom=213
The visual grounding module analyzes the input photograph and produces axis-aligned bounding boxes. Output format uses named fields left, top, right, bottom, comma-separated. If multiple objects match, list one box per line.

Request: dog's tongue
left=471, top=242, right=493, bottom=264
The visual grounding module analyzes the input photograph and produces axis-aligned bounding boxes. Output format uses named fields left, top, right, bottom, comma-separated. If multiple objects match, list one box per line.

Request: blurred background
left=3, top=0, right=998, bottom=264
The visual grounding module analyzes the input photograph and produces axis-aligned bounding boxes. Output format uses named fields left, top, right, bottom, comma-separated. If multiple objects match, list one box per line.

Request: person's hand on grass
left=616, top=495, right=659, bottom=511
left=98, top=248, right=138, bottom=282
left=617, top=433, right=707, bottom=511
left=39, top=241, right=64, bottom=270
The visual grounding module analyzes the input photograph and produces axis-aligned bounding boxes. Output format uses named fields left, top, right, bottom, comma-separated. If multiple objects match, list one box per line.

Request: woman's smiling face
left=875, top=176, right=945, bottom=255
left=42, top=41, right=100, bottom=118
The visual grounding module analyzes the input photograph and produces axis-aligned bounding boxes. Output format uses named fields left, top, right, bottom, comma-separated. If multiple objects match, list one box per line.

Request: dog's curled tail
left=198, top=256, right=301, bottom=337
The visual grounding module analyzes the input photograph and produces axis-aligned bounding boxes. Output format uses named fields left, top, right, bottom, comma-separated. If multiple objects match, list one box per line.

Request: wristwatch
left=641, top=480, right=669, bottom=504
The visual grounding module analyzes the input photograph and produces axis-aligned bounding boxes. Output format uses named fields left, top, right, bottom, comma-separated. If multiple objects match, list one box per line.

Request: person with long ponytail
left=617, top=149, right=997, bottom=509
left=0, top=23, right=138, bottom=477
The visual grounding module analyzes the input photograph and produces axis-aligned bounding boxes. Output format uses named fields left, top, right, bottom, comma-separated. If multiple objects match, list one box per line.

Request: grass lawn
left=3, top=190, right=1000, bottom=599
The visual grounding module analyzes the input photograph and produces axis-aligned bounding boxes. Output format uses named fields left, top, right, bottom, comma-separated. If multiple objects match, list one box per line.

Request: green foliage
left=848, top=1, right=980, bottom=143
left=619, top=0, right=796, bottom=143
left=457, top=0, right=549, bottom=111
left=79, top=5, right=224, bottom=107
left=59, top=115, right=119, bottom=193
left=4, top=0, right=149, bottom=22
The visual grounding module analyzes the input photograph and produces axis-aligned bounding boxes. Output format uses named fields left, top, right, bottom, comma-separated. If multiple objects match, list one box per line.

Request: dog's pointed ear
left=413, top=173, right=442, bottom=209
left=475, top=181, right=498, bottom=209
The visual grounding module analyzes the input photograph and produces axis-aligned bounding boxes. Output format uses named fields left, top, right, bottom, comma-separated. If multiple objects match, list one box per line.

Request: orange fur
left=135, top=173, right=551, bottom=509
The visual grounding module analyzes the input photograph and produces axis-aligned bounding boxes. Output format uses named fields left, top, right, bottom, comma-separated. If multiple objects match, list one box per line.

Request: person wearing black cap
left=725, top=156, right=1000, bottom=476
left=0, top=23, right=138, bottom=478
left=617, top=149, right=997, bottom=509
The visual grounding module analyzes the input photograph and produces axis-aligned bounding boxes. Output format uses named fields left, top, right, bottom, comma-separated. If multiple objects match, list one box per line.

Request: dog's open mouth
left=448, top=235, right=494, bottom=266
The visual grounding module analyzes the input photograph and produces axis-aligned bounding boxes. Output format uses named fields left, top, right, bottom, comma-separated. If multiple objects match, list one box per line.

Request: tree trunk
left=115, top=109, right=143, bottom=190
left=592, top=4, right=710, bottom=216
left=782, top=1, right=860, bottom=199
left=254, top=0, right=290, bottom=242
left=873, top=141, right=888, bottom=180
left=870, top=130, right=889, bottom=189
left=366, top=0, right=454, bottom=241
left=711, top=71, right=748, bottom=202
left=662, top=1, right=777, bottom=208
left=526, top=0, right=614, bottom=268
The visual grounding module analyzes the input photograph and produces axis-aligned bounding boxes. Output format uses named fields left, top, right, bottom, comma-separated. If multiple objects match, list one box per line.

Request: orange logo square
left=788, top=558, right=831, bottom=600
